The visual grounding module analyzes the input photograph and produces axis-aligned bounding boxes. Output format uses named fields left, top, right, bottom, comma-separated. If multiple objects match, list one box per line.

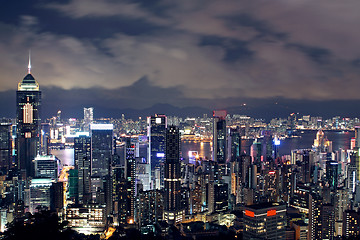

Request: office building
left=0, top=123, right=12, bottom=170
left=68, top=169, right=78, bottom=203
left=125, top=138, right=136, bottom=223
left=292, top=221, right=308, bottom=240
left=243, top=202, right=286, bottom=240
left=29, top=178, right=53, bottom=213
left=214, top=183, right=228, bottom=212
left=112, top=166, right=127, bottom=225
left=163, top=126, right=183, bottom=224
left=16, top=58, right=41, bottom=177
left=147, top=114, right=167, bottom=189
left=90, top=124, right=113, bottom=178
left=65, top=204, right=106, bottom=234
left=309, top=193, right=323, bottom=240
left=326, top=160, right=339, bottom=190
left=50, top=181, right=64, bottom=213
left=213, top=110, right=227, bottom=164
left=34, top=155, right=59, bottom=180
left=83, top=107, right=93, bottom=132
left=137, top=189, right=164, bottom=226
left=137, top=162, right=151, bottom=191
left=74, top=132, right=91, bottom=203
left=229, top=127, right=241, bottom=162
left=322, top=204, right=335, bottom=240
left=354, top=125, right=360, bottom=181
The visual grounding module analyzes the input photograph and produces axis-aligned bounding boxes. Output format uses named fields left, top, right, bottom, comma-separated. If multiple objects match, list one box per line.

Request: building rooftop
left=18, top=73, right=39, bottom=91
left=245, top=202, right=285, bottom=210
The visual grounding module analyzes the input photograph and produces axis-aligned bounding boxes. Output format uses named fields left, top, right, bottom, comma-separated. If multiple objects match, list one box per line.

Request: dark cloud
left=199, top=36, right=253, bottom=62
left=286, top=43, right=332, bottom=64
left=1, top=0, right=360, bottom=118
left=223, top=14, right=288, bottom=41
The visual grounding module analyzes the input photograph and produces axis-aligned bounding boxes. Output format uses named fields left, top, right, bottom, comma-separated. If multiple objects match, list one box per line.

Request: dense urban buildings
left=3, top=64, right=360, bottom=239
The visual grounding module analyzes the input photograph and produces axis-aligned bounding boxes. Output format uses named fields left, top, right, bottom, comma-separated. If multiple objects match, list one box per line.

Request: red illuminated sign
left=245, top=210, right=255, bottom=217
left=267, top=209, right=276, bottom=216
left=269, top=171, right=275, bottom=175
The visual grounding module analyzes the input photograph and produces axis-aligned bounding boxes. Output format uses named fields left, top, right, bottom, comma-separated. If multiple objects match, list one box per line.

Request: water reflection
left=49, top=130, right=354, bottom=167
left=51, top=148, right=74, bottom=166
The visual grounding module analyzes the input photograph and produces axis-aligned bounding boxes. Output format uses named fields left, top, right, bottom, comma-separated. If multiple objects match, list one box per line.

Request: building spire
left=28, top=50, right=31, bottom=74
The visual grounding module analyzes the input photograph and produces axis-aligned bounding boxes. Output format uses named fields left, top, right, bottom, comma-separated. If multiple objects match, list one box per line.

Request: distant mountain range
left=0, top=87, right=358, bottom=120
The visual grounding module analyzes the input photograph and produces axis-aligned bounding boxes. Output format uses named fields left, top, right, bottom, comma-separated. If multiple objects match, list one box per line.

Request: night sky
left=1, top=0, right=360, bottom=119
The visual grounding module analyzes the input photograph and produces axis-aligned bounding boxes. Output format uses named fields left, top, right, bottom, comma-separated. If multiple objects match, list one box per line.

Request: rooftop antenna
left=28, top=50, right=31, bottom=74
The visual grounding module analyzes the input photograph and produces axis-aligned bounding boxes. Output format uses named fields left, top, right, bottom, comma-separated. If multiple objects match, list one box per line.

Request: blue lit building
left=147, top=115, right=167, bottom=189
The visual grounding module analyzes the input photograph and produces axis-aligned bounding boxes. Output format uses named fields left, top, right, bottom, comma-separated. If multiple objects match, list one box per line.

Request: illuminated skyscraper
left=326, top=160, right=338, bottom=190
left=90, top=124, right=113, bottom=178
left=309, top=193, right=323, bottom=240
left=125, top=138, right=136, bottom=224
left=354, top=125, right=360, bottom=181
left=83, top=107, right=93, bottom=132
left=16, top=56, right=41, bottom=177
left=213, top=110, right=227, bottom=164
left=229, top=127, right=241, bottom=162
left=163, top=126, right=183, bottom=224
left=89, top=124, right=113, bottom=206
left=147, top=114, right=167, bottom=189
left=74, top=132, right=91, bottom=203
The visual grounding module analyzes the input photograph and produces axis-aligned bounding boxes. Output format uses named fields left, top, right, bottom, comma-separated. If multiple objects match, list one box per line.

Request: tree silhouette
left=2, top=210, right=93, bottom=240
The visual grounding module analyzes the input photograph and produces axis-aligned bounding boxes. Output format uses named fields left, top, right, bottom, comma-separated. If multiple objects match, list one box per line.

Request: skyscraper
left=83, top=107, right=93, bottom=132
left=125, top=138, right=136, bottom=224
left=74, top=132, right=91, bottom=203
left=0, top=123, right=12, bottom=170
left=354, top=125, right=360, bottom=181
left=16, top=57, right=41, bottom=177
left=163, top=126, right=183, bottom=224
left=213, top=110, right=227, bottom=164
left=229, top=127, right=241, bottom=162
left=90, top=124, right=113, bottom=178
left=326, top=160, right=339, bottom=190
left=147, top=114, right=167, bottom=189
left=309, top=193, right=323, bottom=240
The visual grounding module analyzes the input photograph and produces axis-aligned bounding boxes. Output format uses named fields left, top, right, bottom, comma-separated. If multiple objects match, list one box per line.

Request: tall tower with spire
left=16, top=53, right=41, bottom=177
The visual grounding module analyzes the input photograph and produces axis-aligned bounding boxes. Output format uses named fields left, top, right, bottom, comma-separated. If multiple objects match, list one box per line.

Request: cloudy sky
left=1, top=0, right=360, bottom=118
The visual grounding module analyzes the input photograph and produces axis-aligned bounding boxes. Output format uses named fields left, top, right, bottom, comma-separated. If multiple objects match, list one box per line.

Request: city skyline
left=1, top=60, right=360, bottom=238
left=1, top=1, right=360, bottom=119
